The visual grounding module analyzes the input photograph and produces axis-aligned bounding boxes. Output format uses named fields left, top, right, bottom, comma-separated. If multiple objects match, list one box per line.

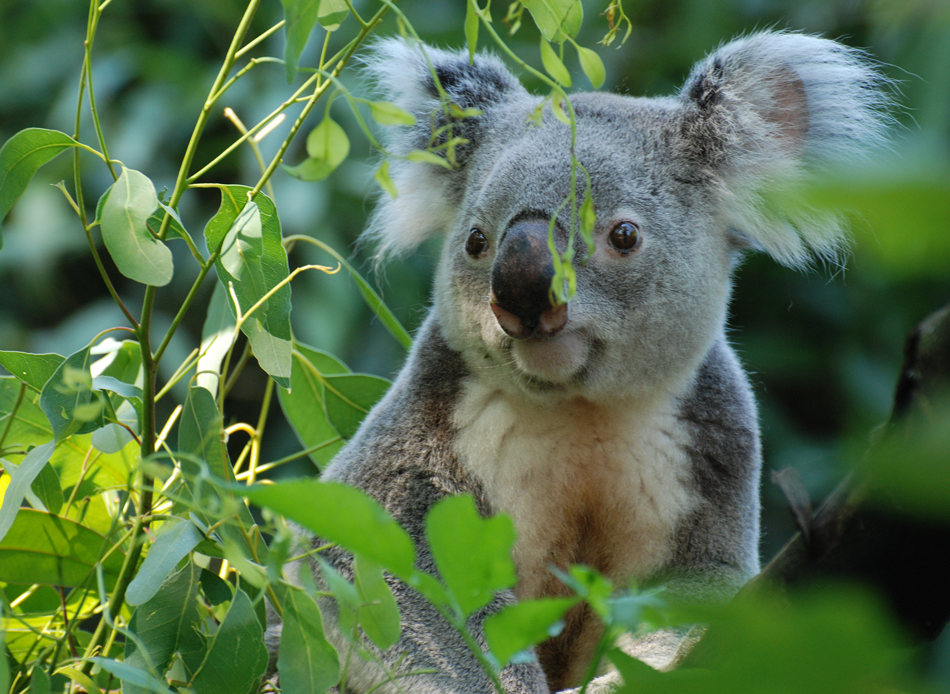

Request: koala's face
left=434, top=94, right=734, bottom=402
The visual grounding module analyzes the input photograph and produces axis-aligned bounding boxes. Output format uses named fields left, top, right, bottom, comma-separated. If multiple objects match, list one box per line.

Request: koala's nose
left=490, top=219, right=568, bottom=340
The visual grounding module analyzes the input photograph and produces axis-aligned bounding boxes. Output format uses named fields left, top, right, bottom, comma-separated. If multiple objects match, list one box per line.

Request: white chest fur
left=453, top=380, right=698, bottom=599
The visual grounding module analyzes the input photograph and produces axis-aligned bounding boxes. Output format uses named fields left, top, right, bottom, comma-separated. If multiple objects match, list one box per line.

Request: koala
left=279, top=31, right=891, bottom=694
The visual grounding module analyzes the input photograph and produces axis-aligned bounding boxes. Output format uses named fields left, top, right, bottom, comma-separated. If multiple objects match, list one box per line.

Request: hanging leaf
left=0, top=128, right=83, bottom=240
left=406, top=149, right=453, bottom=170
left=425, top=494, right=517, bottom=617
left=126, top=520, right=204, bottom=606
left=318, top=0, right=349, bottom=30
left=540, top=38, right=572, bottom=87
left=322, top=373, right=391, bottom=440
left=465, top=0, right=479, bottom=64
left=282, top=0, right=320, bottom=83
left=284, top=118, right=350, bottom=182
left=576, top=44, right=605, bottom=89
left=367, top=101, right=416, bottom=127
left=0, top=441, right=55, bottom=542
left=204, top=186, right=292, bottom=389
left=186, top=588, right=268, bottom=694
left=0, top=509, right=125, bottom=588
left=522, top=0, right=583, bottom=42
left=353, top=554, right=401, bottom=650
left=276, top=584, right=341, bottom=694
left=100, top=167, right=174, bottom=287
left=580, top=183, right=596, bottom=253
left=124, top=562, right=205, bottom=694
left=196, top=282, right=237, bottom=395
left=374, top=160, right=398, bottom=199
left=0, top=351, right=64, bottom=391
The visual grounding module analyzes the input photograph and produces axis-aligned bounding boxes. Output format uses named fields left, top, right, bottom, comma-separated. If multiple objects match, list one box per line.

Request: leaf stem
left=235, top=19, right=286, bottom=59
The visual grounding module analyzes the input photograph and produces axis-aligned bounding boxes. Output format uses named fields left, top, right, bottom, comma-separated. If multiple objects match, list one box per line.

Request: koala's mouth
left=508, top=330, right=590, bottom=385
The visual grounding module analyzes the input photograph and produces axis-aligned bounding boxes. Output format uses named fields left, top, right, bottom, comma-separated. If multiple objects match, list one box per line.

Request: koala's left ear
left=678, top=31, right=893, bottom=267
left=363, top=40, right=528, bottom=258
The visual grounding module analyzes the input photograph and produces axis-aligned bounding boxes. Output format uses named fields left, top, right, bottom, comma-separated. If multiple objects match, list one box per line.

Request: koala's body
left=285, top=31, right=890, bottom=694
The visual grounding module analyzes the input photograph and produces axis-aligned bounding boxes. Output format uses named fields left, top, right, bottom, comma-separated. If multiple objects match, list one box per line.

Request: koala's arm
left=303, top=319, right=550, bottom=694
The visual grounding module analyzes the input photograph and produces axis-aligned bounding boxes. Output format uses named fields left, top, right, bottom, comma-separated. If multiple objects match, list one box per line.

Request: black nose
left=490, top=219, right=568, bottom=340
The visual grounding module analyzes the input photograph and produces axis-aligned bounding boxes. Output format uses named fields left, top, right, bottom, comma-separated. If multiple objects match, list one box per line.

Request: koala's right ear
left=363, top=40, right=527, bottom=258
left=677, top=31, right=893, bottom=268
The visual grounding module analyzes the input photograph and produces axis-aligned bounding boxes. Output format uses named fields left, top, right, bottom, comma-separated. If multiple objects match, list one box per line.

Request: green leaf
left=465, top=0, right=479, bottom=63
left=244, top=480, right=416, bottom=578
left=285, top=118, right=351, bottom=182
left=0, top=128, right=82, bottom=236
left=540, top=38, right=571, bottom=87
left=374, top=160, right=398, bottom=199
left=39, top=343, right=103, bottom=442
left=282, top=0, right=319, bottom=83
left=200, top=567, right=233, bottom=606
left=550, top=91, right=571, bottom=125
left=318, top=0, right=349, bottom=30
left=124, top=562, right=205, bottom=694
left=522, top=0, right=583, bottom=42
left=296, top=237, right=411, bottom=349
left=368, top=101, right=416, bottom=127
left=318, top=557, right=360, bottom=638
left=0, top=509, right=124, bottom=588
left=576, top=44, right=605, bottom=89
left=187, top=588, right=268, bottom=694
left=322, top=373, right=391, bottom=440
left=353, top=554, right=401, bottom=650
left=29, top=666, right=51, bottom=694
left=579, top=183, right=596, bottom=253
left=406, top=149, right=453, bottom=170
left=88, top=657, right=173, bottom=694
left=425, top=495, right=517, bottom=617
left=484, top=597, right=578, bottom=667
left=204, top=186, right=292, bottom=388
left=196, top=282, right=237, bottom=395
left=278, top=343, right=347, bottom=468
left=0, top=352, right=64, bottom=391
left=101, top=167, right=174, bottom=286
left=0, top=441, right=55, bottom=541
left=29, top=454, right=63, bottom=515
left=126, top=520, right=204, bottom=606
left=276, top=584, right=341, bottom=694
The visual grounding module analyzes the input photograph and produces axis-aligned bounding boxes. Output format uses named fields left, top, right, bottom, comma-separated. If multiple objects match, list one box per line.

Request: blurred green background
left=0, top=0, right=947, bottom=583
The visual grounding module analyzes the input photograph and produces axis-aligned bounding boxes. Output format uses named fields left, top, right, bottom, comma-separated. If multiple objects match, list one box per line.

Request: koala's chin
left=509, top=331, right=590, bottom=385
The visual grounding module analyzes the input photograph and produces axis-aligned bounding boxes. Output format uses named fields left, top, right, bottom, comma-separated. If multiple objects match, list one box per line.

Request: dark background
left=1, top=0, right=947, bottom=590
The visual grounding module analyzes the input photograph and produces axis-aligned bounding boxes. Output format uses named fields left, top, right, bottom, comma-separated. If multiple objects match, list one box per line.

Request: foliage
left=0, top=1, right=948, bottom=693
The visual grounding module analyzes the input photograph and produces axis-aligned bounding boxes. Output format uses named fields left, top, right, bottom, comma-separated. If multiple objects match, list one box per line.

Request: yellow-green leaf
left=576, top=44, right=605, bottom=89
left=367, top=101, right=416, bottom=127
left=540, top=38, right=571, bottom=87
left=374, top=160, right=398, bottom=199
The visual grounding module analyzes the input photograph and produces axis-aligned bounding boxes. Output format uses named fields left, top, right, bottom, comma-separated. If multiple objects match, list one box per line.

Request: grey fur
left=276, top=32, right=892, bottom=693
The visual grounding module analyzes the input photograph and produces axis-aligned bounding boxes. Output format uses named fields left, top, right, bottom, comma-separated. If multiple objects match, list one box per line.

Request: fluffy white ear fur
left=361, top=40, right=524, bottom=260
left=680, top=31, right=894, bottom=268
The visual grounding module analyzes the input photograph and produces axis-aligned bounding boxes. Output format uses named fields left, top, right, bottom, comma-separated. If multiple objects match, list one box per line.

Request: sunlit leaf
left=318, top=0, right=349, bottom=30
left=576, top=44, right=605, bottom=88
left=126, top=520, right=204, bottom=606
left=39, top=343, right=103, bottom=442
left=465, top=0, right=479, bottom=63
left=0, top=440, right=55, bottom=541
left=101, top=167, right=174, bottom=287
left=368, top=101, right=416, bottom=127
left=540, top=38, right=571, bottom=87
left=0, top=509, right=124, bottom=588
left=522, top=0, right=582, bottom=42
left=196, top=282, right=236, bottom=395
left=0, top=351, right=63, bottom=391
left=354, top=554, right=401, bottom=650
left=244, top=480, right=416, bottom=578
left=204, top=186, right=292, bottom=388
left=484, top=597, right=578, bottom=667
left=0, top=128, right=82, bottom=241
left=88, top=657, right=172, bottom=694
left=186, top=588, right=268, bottom=694
left=284, top=118, right=350, bottom=182
left=276, top=583, right=340, bottom=694
left=425, top=494, right=517, bottom=617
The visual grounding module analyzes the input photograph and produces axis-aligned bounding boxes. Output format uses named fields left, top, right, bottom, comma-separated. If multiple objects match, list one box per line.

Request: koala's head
left=365, top=32, right=891, bottom=403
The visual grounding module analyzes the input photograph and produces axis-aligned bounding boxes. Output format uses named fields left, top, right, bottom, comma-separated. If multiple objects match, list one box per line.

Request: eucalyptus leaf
left=425, top=494, right=517, bottom=617
left=317, top=0, right=348, bottom=30
left=0, top=351, right=64, bottom=391
left=576, top=44, right=605, bottom=89
left=126, top=520, right=204, bottom=606
left=0, top=509, right=124, bottom=588
left=465, top=0, right=479, bottom=63
left=484, top=597, right=578, bottom=667
left=285, top=118, right=350, bottom=182
left=0, top=440, right=55, bottom=541
left=187, top=588, right=268, bottom=694
left=276, top=584, right=340, bottom=694
left=353, top=554, right=401, bottom=650
left=88, top=658, right=173, bottom=694
left=367, top=101, right=416, bottom=127
left=204, top=187, right=292, bottom=388
left=322, top=373, right=390, bottom=440
left=101, top=167, right=174, bottom=287
left=406, top=149, right=453, bottom=170
left=0, top=128, right=82, bottom=236
left=282, top=0, right=320, bottom=82
left=540, top=38, right=571, bottom=87
left=244, top=480, right=416, bottom=578
left=374, top=160, right=398, bottom=199
left=196, top=281, right=236, bottom=395
left=522, top=0, right=583, bottom=42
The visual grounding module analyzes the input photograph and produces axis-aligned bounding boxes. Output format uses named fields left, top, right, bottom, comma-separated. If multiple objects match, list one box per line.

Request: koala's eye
left=466, top=228, right=489, bottom=258
left=608, top=221, right=641, bottom=253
